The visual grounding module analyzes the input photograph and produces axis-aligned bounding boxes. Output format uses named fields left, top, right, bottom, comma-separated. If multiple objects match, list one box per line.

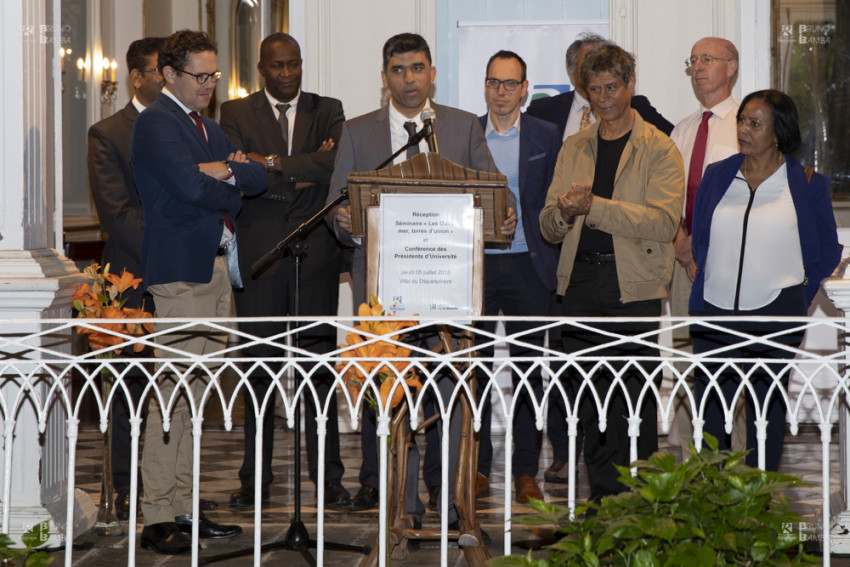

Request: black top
left=577, top=130, right=631, bottom=254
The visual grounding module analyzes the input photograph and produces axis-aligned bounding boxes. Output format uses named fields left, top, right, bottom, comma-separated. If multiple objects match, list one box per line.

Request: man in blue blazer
left=473, top=50, right=561, bottom=504
left=526, top=33, right=673, bottom=484
left=130, top=29, right=266, bottom=555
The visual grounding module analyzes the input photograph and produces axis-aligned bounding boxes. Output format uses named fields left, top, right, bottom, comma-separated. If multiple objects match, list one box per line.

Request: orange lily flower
left=105, top=270, right=143, bottom=294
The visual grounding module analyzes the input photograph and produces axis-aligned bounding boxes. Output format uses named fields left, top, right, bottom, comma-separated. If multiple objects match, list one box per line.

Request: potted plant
left=489, top=434, right=819, bottom=566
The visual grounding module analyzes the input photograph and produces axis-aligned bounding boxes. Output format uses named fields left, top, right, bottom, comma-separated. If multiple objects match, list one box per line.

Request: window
left=773, top=0, right=849, bottom=197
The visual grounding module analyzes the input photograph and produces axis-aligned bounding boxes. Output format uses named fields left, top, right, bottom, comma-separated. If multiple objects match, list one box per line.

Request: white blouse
left=703, top=164, right=804, bottom=311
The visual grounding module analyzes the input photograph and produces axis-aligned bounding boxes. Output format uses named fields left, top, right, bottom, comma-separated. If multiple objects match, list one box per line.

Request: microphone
left=421, top=109, right=439, bottom=154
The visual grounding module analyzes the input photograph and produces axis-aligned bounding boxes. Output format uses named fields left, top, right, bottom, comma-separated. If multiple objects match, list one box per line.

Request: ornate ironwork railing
left=1, top=315, right=847, bottom=566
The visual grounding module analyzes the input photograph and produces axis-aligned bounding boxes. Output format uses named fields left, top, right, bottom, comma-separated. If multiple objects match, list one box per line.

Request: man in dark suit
left=526, top=33, right=673, bottom=485
left=219, top=32, right=349, bottom=511
left=87, top=36, right=164, bottom=521
left=473, top=50, right=561, bottom=504
left=131, top=29, right=266, bottom=555
left=326, top=33, right=514, bottom=531
left=527, top=32, right=673, bottom=139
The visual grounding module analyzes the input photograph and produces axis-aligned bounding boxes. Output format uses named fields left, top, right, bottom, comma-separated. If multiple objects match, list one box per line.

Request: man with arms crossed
left=219, top=31, right=349, bottom=511
left=131, top=29, right=266, bottom=555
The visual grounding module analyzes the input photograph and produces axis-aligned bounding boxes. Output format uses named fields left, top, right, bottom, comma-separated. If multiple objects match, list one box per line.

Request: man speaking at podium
left=326, top=32, right=515, bottom=530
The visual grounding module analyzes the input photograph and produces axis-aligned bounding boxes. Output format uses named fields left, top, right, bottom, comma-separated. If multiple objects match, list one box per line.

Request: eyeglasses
left=140, top=67, right=160, bottom=75
left=485, top=78, right=521, bottom=91
left=685, top=54, right=732, bottom=68
left=176, top=68, right=222, bottom=84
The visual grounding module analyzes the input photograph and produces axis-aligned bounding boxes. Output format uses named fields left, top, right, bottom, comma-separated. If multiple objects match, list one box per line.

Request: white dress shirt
left=265, top=88, right=300, bottom=155
left=388, top=99, right=430, bottom=164
left=562, top=91, right=594, bottom=141
left=671, top=95, right=740, bottom=215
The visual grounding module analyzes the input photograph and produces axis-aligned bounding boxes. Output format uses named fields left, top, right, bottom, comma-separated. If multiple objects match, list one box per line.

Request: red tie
left=189, top=111, right=208, bottom=145
left=685, top=110, right=712, bottom=233
left=189, top=111, right=235, bottom=233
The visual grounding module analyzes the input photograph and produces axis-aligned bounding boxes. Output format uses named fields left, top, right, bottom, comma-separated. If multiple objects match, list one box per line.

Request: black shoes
left=115, top=491, right=136, bottom=521
left=116, top=491, right=217, bottom=521
left=174, top=512, right=242, bottom=539
left=229, top=486, right=270, bottom=510
left=140, top=522, right=192, bottom=555
left=350, top=485, right=379, bottom=510
left=323, top=482, right=351, bottom=509
left=543, top=459, right=570, bottom=484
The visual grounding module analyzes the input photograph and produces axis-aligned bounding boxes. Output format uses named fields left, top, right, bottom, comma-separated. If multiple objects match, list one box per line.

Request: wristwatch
left=223, top=160, right=233, bottom=179
left=265, top=154, right=277, bottom=172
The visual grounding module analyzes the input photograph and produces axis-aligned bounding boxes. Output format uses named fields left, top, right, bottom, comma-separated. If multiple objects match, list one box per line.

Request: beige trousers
left=141, top=256, right=232, bottom=525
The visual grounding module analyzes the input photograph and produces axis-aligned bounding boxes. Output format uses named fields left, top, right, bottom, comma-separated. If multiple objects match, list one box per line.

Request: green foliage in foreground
left=489, top=435, right=819, bottom=566
left=0, top=522, right=53, bottom=566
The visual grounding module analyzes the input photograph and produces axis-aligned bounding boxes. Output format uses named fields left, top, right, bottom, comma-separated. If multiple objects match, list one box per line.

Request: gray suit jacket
left=325, top=101, right=501, bottom=303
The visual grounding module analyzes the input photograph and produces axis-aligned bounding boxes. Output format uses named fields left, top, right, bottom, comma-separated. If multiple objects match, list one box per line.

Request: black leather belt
left=260, top=192, right=286, bottom=202
left=575, top=251, right=616, bottom=265
left=216, top=246, right=227, bottom=256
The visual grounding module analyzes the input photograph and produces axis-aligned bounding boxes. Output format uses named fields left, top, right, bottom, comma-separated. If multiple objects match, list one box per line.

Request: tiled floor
left=59, top=413, right=850, bottom=566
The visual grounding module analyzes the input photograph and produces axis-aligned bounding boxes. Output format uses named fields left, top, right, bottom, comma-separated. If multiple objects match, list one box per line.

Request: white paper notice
left=379, top=194, right=474, bottom=317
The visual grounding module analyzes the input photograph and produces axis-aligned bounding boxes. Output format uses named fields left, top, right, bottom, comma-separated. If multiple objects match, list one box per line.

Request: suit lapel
left=290, top=93, right=313, bottom=156
left=159, top=94, right=213, bottom=158
left=372, top=106, right=392, bottom=166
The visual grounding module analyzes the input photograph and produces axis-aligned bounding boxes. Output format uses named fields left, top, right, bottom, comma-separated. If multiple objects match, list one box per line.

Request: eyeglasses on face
left=140, top=67, right=160, bottom=75
left=485, top=78, right=521, bottom=91
left=176, top=68, right=222, bottom=84
left=685, top=54, right=731, bottom=68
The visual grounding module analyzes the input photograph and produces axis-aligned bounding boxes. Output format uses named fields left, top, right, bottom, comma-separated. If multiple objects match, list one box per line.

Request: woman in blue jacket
left=689, top=89, right=840, bottom=471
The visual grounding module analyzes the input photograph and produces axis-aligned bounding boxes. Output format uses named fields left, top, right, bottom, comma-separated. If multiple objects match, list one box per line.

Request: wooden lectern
left=346, top=152, right=508, bottom=566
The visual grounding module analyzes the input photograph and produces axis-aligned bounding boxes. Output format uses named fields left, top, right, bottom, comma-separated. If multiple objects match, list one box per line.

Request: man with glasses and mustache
left=130, top=29, right=266, bottom=555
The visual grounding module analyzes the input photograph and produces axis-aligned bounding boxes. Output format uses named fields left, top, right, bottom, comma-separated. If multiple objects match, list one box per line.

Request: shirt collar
left=264, top=88, right=301, bottom=115
left=485, top=111, right=521, bottom=137
left=388, top=98, right=431, bottom=131
left=573, top=91, right=590, bottom=108
left=702, top=95, right=738, bottom=120
left=131, top=95, right=147, bottom=114
left=162, top=87, right=193, bottom=115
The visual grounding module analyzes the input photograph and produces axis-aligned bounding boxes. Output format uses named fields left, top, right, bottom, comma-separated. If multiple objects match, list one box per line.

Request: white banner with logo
left=457, top=20, right=608, bottom=117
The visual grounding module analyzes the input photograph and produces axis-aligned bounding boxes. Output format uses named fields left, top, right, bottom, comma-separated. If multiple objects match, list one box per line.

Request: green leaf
left=632, top=549, right=660, bottom=567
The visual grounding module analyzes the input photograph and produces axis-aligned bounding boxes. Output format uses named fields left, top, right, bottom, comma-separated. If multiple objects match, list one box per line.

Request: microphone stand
left=375, top=127, right=429, bottom=170
left=199, top=190, right=368, bottom=566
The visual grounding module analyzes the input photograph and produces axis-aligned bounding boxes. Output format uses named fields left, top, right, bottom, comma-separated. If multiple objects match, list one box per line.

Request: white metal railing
left=0, top=315, right=847, bottom=566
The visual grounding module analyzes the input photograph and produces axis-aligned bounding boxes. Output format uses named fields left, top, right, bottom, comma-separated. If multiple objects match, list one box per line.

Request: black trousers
left=235, top=273, right=344, bottom=489
left=691, top=283, right=806, bottom=472
left=421, top=252, right=551, bottom=484
left=110, top=287, right=153, bottom=493
left=561, top=261, right=661, bottom=501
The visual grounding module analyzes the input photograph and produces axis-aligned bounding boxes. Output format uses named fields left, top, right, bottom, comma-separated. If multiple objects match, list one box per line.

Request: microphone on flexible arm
left=421, top=108, right=439, bottom=154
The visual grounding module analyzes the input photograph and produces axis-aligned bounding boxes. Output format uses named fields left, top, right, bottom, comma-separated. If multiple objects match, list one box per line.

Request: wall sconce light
left=59, top=47, right=72, bottom=93
left=75, top=57, right=89, bottom=100
left=101, top=57, right=118, bottom=105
